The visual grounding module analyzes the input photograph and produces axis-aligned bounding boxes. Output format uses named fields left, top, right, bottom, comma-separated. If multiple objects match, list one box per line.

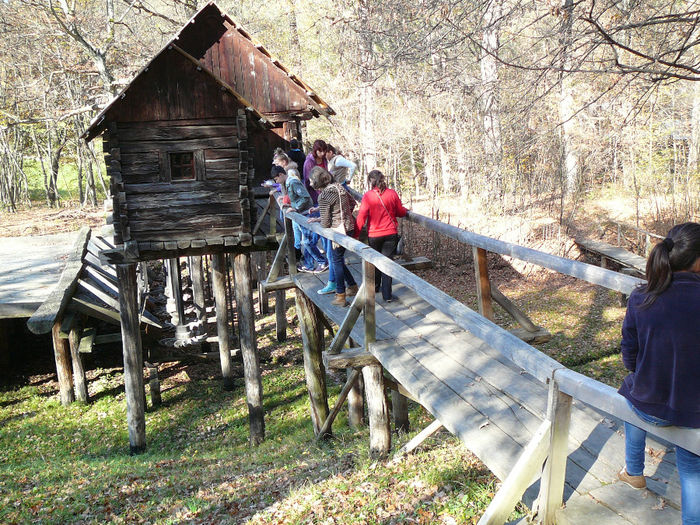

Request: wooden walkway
left=576, top=237, right=647, bottom=275
left=0, top=231, right=80, bottom=318
left=295, top=255, right=683, bottom=524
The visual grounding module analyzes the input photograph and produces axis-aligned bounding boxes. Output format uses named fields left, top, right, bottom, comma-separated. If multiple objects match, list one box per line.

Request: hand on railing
left=308, top=217, right=321, bottom=223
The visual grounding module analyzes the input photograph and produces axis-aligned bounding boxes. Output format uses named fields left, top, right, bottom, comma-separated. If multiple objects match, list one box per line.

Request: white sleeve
left=335, top=156, right=357, bottom=181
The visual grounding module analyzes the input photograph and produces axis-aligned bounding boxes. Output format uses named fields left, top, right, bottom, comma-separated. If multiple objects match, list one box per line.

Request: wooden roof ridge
left=206, top=2, right=335, bottom=118
left=82, top=5, right=271, bottom=142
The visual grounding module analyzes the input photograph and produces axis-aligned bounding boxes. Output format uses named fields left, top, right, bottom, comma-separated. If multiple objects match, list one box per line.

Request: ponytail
left=642, top=222, right=700, bottom=306
left=367, top=169, right=387, bottom=193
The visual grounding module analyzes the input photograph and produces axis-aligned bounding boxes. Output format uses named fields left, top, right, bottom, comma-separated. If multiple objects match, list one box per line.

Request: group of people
left=270, top=138, right=407, bottom=307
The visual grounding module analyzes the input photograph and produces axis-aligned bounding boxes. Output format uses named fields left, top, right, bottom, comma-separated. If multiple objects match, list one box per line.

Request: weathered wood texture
left=68, top=324, right=88, bottom=403
left=575, top=237, right=647, bottom=273
left=211, top=253, right=234, bottom=390
left=294, top=289, right=330, bottom=438
left=51, top=321, right=75, bottom=405
left=275, top=289, right=287, bottom=342
left=362, top=364, right=391, bottom=458
left=233, top=252, right=265, bottom=445
left=27, top=227, right=91, bottom=334
left=116, top=263, right=146, bottom=454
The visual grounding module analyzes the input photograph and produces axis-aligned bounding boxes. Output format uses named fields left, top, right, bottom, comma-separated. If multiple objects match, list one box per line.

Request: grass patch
left=1, top=306, right=519, bottom=524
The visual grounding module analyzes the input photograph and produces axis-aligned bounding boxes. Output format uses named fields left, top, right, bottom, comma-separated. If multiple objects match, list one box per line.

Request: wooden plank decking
left=292, top=254, right=682, bottom=524
left=0, top=231, right=81, bottom=318
left=576, top=237, right=647, bottom=274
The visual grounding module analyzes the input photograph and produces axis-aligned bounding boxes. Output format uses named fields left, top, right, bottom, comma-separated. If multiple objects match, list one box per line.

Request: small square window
left=170, top=152, right=195, bottom=181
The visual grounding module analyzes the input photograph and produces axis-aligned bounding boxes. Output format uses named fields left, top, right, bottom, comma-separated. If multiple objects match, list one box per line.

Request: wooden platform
left=293, top=255, right=682, bottom=524
left=0, top=231, right=80, bottom=318
left=576, top=237, right=647, bottom=275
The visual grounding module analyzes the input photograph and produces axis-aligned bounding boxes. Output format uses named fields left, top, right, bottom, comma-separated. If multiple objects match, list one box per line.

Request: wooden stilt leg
left=347, top=368, right=364, bottom=428
left=188, top=256, right=206, bottom=330
left=116, top=263, right=146, bottom=454
left=211, top=253, right=234, bottom=390
left=233, top=252, right=265, bottom=445
left=392, top=390, right=409, bottom=432
left=473, top=246, right=494, bottom=320
left=68, top=322, right=88, bottom=403
left=147, top=363, right=161, bottom=408
left=51, top=321, right=74, bottom=405
left=275, top=289, right=287, bottom=342
left=294, top=289, right=330, bottom=437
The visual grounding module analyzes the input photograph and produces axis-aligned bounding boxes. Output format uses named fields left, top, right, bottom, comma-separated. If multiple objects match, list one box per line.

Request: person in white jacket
left=326, top=145, right=357, bottom=188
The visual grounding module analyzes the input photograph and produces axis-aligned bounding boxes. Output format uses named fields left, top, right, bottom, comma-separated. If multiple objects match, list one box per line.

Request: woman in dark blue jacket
left=618, top=222, right=700, bottom=525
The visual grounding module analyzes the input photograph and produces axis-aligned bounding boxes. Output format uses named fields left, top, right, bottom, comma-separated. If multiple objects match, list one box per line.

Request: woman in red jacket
left=354, top=170, right=408, bottom=302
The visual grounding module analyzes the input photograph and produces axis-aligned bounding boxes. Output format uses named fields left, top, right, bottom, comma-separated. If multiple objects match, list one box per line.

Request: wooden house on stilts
left=83, top=1, right=334, bottom=453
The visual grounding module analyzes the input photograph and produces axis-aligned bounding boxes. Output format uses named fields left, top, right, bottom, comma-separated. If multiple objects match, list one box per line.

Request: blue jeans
left=323, top=237, right=335, bottom=283
left=293, top=214, right=326, bottom=268
left=329, top=244, right=356, bottom=294
left=625, top=402, right=700, bottom=524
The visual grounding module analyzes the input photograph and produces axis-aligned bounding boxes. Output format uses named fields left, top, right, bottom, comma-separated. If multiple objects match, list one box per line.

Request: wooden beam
left=315, top=369, right=361, bottom=440
left=68, top=323, right=88, bottom=403
left=538, top=380, right=572, bottom=524
left=266, top=232, right=287, bottom=282
left=473, top=247, right=494, bottom=321
left=323, top=347, right=379, bottom=369
left=490, top=285, right=539, bottom=333
left=261, top=276, right=295, bottom=292
left=51, top=321, right=75, bottom=405
left=394, top=419, right=444, bottom=458
left=327, top=286, right=365, bottom=355
left=116, top=263, right=146, bottom=454
left=78, top=327, right=96, bottom=353
left=28, top=227, right=91, bottom=335
left=295, top=289, right=330, bottom=438
left=275, top=289, right=287, bottom=342
left=234, top=252, right=265, bottom=445
left=211, top=253, right=234, bottom=390
left=478, top=419, right=551, bottom=525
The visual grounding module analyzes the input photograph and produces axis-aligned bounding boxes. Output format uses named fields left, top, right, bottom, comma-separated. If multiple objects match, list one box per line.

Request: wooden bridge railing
left=258, top=192, right=699, bottom=525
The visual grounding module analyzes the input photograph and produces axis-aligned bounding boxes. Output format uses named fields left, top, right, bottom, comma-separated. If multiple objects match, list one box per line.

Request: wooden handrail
left=273, top=195, right=698, bottom=457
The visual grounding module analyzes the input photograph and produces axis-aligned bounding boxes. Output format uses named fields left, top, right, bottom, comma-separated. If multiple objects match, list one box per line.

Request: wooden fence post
left=362, top=260, right=391, bottom=457
left=347, top=365, right=364, bottom=428
left=167, top=258, right=188, bottom=341
left=51, top=320, right=74, bottom=405
left=233, top=252, right=265, bottom=445
left=188, top=256, right=206, bottom=331
left=211, top=253, right=234, bottom=390
left=68, top=321, right=88, bottom=403
left=538, top=378, right=572, bottom=524
left=116, top=263, right=146, bottom=454
left=295, top=289, right=330, bottom=437
left=472, top=247, right=494, bottom=320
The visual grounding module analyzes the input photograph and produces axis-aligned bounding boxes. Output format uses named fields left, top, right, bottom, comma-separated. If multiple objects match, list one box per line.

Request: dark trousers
left=368, top=234, right=399, bottom=300
left=330, top=244, right=357, bottom=294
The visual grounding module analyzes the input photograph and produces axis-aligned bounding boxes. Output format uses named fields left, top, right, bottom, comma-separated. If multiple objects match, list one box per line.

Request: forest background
left=1, top=0, right=699, bottom=239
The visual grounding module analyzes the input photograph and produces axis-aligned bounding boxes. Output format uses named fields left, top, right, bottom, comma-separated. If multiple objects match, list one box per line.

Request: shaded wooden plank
left=27, top=227, right=91, bottom=335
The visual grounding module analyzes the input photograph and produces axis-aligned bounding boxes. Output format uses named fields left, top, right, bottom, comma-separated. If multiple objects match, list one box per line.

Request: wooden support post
left=233, top=252, right=265, bottom=445
left=328, top=285, right=365, bottom=354
left=51, top=320, right=74, bottom=405
left=275, top=289, right=287, bottom=342
left=188, top=256, right=206, bottom=330
left=116, top=263, right=146, bottom=454
left=473, top=247, right=494, bottom=320
left=294, top=289, right=330, bottom=437
left=146, top=363, right=161, bottom=408
left=211, top=253, right=234, bottom=390
left=167, top=257, right=188, bottom=341
left=392, top=390, right=409, bottom=433
left=267, top=232, right=287, bottom=282
left=538, top=379, right=573, bottom=524
left=68, top=323, right=88, bottom=403
left=254, top=252, right=270, bottom=315
left=362, top=260, right=390, bottom=457
left=478, top=420, right=551, bottom=525
left=285, top=217, right=298, bottom=276
left=347, top=337, right=364, bottom=427
left=316, top=369, right=360, bottom=440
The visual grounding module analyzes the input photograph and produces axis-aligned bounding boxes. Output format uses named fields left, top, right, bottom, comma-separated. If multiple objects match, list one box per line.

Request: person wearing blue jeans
left=618, top=222, right=700, bottom=525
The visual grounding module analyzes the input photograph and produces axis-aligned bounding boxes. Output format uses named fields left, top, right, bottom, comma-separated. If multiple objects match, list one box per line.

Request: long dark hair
left=367, top=169, right=387, bottom=193
left=642, top=222, right=700, bottom=306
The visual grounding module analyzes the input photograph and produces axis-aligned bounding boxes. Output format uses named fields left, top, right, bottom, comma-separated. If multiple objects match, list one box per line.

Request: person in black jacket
left=617, top=222, right=700, bottom=525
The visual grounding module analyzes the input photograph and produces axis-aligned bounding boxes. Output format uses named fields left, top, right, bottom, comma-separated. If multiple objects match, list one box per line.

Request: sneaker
left=317, top=282, right=336, bottom=295
left=618, top=468, right=646, bottom=489
left=315, top=262, right=329, bottom=272
left=297, top=264, right=315, bottom=273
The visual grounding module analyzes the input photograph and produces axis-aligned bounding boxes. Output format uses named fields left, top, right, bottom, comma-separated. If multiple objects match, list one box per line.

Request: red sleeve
left=354, top=193, right=371, bottom=238
left=390, top=190, right=408, bottom=218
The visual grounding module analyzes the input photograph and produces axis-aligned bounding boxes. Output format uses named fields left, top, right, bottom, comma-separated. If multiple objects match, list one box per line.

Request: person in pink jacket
left=354, top=169, right=408, bottom=301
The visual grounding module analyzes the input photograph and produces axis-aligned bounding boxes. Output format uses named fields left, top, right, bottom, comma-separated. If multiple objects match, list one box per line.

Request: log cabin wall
left=104, top=112, right=252, bottom=249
